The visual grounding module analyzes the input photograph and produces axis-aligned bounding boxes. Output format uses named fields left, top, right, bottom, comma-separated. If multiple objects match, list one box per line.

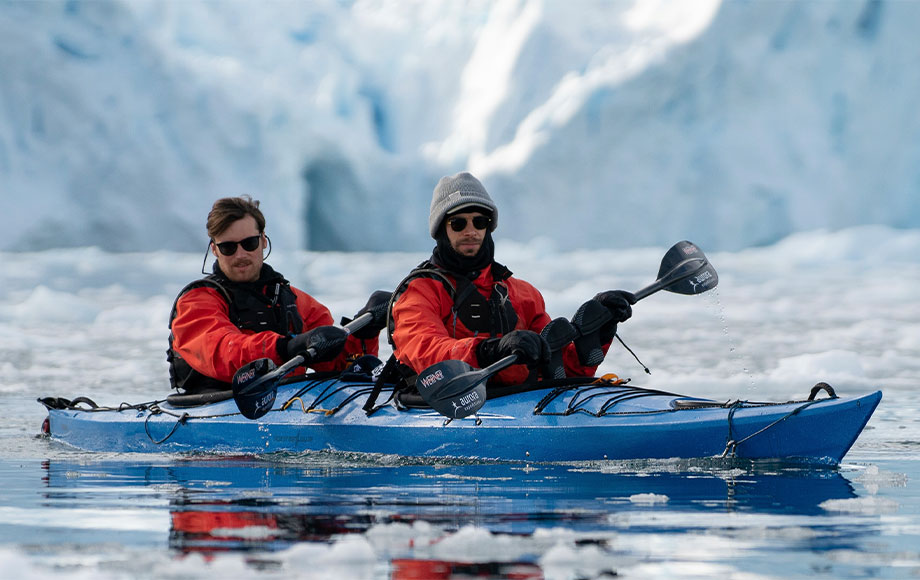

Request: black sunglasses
left=212, top=234, right=262, bottom=256
left=447, top=215, right=491, bottom=232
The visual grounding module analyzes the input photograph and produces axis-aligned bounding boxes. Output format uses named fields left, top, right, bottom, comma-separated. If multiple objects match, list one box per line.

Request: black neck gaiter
left=430, top=231, right=495, bottom=279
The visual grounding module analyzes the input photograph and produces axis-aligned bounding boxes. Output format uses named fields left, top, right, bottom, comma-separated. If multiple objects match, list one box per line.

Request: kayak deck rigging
left=38, top=375, right=836, bottom=420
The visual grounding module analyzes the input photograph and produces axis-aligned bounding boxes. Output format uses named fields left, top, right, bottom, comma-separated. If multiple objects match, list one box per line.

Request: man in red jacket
left=390, top=172, right=634, bottom=387
left=168, top=196, right=383, bottom=394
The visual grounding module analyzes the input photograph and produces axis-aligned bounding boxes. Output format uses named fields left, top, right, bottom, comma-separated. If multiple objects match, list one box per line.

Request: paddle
left=633, top=240, right=718, bottom=300
left=414, top=240, right=719, bottom=419
left=416, top=354, right=518, bottom=419
left=232, top=311, right=374, bottom=420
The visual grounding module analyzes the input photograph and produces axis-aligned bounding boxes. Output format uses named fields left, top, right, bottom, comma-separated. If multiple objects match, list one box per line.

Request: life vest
left=373, top=260, right=519, bottom=402
left=385, top=259, right=518, bottom=345
left=166, top=268, right=303, bottom=393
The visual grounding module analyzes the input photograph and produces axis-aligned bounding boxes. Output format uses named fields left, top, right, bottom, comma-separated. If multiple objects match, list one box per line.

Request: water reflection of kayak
left=389, top=559, right=543, bottom=580
left=40, top=376, right=881, bottom=464
left=41, top=457, right=857, bottom=554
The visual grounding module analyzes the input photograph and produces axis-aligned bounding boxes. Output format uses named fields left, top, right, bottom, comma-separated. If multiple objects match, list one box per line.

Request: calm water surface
left=0, top=410, right=916, bottom=579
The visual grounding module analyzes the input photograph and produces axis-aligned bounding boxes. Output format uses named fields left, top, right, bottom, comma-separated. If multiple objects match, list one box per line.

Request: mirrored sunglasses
left=213, top=235, right=261, bottom=256
left=447, top=215, right=491, bottom=232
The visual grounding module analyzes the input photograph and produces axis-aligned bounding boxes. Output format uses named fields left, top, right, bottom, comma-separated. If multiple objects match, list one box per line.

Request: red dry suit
left=391, top=263, right=605, bottom=386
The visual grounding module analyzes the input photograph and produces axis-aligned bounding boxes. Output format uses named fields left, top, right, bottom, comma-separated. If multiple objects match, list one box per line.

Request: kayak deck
left=43, top=377, right=882, bottom=464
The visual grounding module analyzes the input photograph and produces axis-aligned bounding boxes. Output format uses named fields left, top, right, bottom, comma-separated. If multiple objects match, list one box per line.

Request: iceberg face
left=1, top=0, right=918, bottom=253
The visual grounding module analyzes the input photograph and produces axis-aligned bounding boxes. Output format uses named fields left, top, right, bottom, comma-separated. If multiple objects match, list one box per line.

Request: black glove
left=477, top=330, right=551, bottom=369
left=342, top=290, right=392, bottom=340
left=594, top=290, right=636, bottom=322
left=594, top=290, right=635, bottom=323
left=540, top=317, right=578, bottom=379
left=571, top=299, right=613, bottom=366
left=594, top=290, right=635, bottom=342
left=281, top=325, right=348, bottom=363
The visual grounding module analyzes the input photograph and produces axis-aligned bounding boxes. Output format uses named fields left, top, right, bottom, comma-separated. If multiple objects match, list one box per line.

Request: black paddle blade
left=232, top=358, right=278, bottom=420
left=657, top=240, right=718, bottom=296
left=416, top=359, right=488, bottom=419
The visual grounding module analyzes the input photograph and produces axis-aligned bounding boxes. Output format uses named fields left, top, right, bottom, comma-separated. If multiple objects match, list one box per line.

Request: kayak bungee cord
left=722, top=399, right=823, bottom=459
left=142, top=401, right=260, bottom=445
left=531, top=379, right=843, bottom=425
left=39, top=395, right=260, bottom=446
left=285, top=383, right=381, bottom=415
left=533, top=377, right=688, bottom=417
left=281, top=377, right=381, bottom=415
left=39, top=396, right=165, bottom=413
left=281, top=377, right=329, bottom=408
left=39, top=397, right=196, bottom=446
left=721, top=383, right=841, bottom=458
left=144, top=405, right=189, bottom=445
left=319, top=384, right=385, bottom=415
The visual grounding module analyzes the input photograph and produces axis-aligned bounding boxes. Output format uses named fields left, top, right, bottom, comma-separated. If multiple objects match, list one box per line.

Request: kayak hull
left=44, top=379, right=882, bottom=464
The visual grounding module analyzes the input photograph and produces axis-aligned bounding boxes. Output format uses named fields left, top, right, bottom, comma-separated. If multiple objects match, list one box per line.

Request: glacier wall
left=1, top=0, right=917, bottom=253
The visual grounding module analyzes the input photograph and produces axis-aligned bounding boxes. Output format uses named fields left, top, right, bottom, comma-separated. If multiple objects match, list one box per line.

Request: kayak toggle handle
left=808, top=382, right=838, bottom=401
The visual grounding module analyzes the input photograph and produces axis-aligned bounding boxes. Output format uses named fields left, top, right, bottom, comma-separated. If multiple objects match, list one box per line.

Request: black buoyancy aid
left=166, top=265, right=303, bottom=393
left=386, top=260, right=519, bottom=345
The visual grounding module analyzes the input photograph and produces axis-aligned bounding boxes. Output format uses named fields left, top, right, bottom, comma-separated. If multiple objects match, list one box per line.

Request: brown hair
left=206, top=195, right=266, bottom=239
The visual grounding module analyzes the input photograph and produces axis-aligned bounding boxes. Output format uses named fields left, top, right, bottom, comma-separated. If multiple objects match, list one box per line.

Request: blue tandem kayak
left=41, top=375, right=881, bottom=464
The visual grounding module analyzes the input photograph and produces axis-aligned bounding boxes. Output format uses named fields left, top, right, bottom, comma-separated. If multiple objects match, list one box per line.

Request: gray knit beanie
left=428, top=172, right=499, bottom=238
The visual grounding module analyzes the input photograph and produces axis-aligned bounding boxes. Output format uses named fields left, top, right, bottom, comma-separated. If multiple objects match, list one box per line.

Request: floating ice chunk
left=629, top=493, right=669, bottom=504
left=820, top=496, right=899, bottom=514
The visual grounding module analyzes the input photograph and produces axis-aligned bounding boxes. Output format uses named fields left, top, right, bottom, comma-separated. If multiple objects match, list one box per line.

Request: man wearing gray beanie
left=387, top=171, right=635, bottom=388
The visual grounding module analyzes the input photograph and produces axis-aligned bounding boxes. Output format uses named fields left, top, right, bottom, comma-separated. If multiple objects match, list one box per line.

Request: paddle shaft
left=479, top=353, right=519, bottom=379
